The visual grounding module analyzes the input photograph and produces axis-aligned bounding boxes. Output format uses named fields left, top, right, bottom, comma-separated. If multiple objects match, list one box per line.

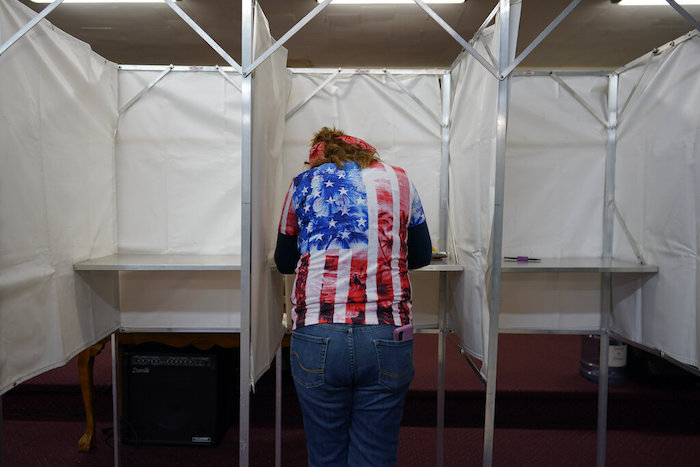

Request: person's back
left=275, top=127, right=432, bottom=466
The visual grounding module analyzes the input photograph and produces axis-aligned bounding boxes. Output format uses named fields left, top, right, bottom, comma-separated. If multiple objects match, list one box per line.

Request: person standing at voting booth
left=274, top=127, right=432, bottom=466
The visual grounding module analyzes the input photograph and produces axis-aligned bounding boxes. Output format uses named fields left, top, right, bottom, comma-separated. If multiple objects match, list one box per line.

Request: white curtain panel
left=613, top=32, right=700, bottom=368
left=500, top=73, right=609, bottom=332
left=249, top=3, right=291, bottom=385
left=0, top=0, right=119, bottom=395
left=116, top=70, right=242, bottom=255
left=116, top=69, right=243, bottom=330
left=447, top=38, right=497, bottom=365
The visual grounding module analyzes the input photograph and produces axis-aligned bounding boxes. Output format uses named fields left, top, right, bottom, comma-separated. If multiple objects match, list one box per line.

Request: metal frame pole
left=597, top=72, right=619, bottom=467
left=618, top=50, right=656, bottom=123
left=435, top=70, right=451, bottom=467
left=483, top=1, right=512, bottom=465
left=163, top=0, right=241, bottom=73
left=549, top=72, right=609, bottom=128
left=483, top=0, right=510, bottom=466
left=385, top=70, right=443, bottom=126
left=413, top=0, right=498, bottom=79
left=275, top=345, right=282, bottom=467
left=436, top=271, right=446, bottom=467
left=217, top=66, right=243, bottom=92
left=0, top=394, right=4, bottom=467
left=501, top=0, right=582, bottom=78
left=285, top=69, right=342, bottom=120
left=440, top=72, right=451, bottom=256
left=240, top=0, right=254, bottom=465
left=110, top=333, right=121, bottom=467
left=666, top=0, right=700, bottom=33
left=110, top=270, right=122, bottom=467
left=473, top=4, right=500, bottom=46
left=597, top=295, right=610, bottom=467
left=0, top=0, right=65, bottom=57
left=244, top=0, right=334, bottom=75
left=119, top=65, right=174, bottom=115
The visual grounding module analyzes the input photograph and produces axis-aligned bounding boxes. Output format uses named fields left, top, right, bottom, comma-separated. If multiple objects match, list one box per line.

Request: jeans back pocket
left=374, top=339, right=414, bottom=392
left=290, top=332, right=328, bottom=388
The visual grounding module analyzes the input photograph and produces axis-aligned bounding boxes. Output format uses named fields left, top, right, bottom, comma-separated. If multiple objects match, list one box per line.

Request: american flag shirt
left=278, top=160, right=427, bottom=330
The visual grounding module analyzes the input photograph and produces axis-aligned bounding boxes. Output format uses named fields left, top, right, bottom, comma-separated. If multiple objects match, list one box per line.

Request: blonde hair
left=308, top=127, right=379, bottom=169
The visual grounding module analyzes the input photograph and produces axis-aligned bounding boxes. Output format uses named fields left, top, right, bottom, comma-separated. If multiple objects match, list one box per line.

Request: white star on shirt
left=357, top=218, right=367, bottom=227
left=338, top=187, right=348, bottom=196
left=324, top=180, right=334, bottom=188
left=311, top=233, right=324, bottom=242
left=340, top=206, right=349, bottom=216
left=329, top=220, right=337, bottom=228
left=325, top=167, right=335, bottom=174
left=327, top=196, right=335, bottom=203
left=340, top=230, right=350, bottom=239
left=337, top=171, right=345, bottom=179
left=357, top=197, right=366, bottom=205
left=304, top=204, right=311, bottom=212
left=306, top=223, right=314, bottom=232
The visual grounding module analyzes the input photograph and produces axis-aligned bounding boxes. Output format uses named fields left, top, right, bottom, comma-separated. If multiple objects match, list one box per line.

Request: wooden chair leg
left=78, top=338, right=108, bottom=452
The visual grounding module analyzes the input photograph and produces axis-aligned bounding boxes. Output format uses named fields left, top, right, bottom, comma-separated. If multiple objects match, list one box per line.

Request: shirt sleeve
left=408, top=180, right=427, bottom=228
left=274, top=233, right=300, bottom=274
left=407, top=221, right=432, bottom=269
left=278, top=179, right=299, bottom=236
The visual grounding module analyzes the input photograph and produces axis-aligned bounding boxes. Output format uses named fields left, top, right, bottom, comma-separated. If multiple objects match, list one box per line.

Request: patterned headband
left=309, top=135, right=376, bottom=164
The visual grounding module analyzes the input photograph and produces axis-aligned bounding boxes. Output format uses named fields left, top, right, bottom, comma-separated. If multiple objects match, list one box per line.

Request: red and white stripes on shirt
left=278, top=161, right=426, bottom=330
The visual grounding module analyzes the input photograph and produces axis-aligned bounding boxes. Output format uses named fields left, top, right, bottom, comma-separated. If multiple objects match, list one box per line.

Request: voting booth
left=2, top=0, right=699, bottom=465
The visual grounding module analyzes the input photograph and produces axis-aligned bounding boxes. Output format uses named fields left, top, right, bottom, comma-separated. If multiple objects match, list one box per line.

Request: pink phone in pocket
left=392, top=324, right=413, bottom=341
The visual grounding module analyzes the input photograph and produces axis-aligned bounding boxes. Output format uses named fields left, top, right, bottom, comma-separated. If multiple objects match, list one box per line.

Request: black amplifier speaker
left=122, top=344, right=237, bottom=446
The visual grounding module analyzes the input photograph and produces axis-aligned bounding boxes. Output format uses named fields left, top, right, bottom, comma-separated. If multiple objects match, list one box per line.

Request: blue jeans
left=290, top=323, right=414, bottom=467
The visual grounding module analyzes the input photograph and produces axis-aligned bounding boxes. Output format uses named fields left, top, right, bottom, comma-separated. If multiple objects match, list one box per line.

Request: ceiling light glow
left=31, top=0, right=171, bottom=4
left=320, top=0, right=465, bottom=4
left=615, top=0, right=700, bottom=5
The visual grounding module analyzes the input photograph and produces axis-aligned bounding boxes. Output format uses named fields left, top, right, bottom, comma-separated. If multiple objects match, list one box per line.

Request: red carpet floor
left=3, top=333, right=700, bottom=466
left=5, top=420, right=700, bottom=466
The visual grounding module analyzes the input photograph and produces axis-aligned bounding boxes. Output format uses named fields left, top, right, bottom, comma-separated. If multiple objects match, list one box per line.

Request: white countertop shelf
left=415, top=257, right=464, bottom=272
left=74, top=255, right=655, bottom=274
left=74, top=254, right=242, bottom=271
left=500, top=257, right=658, bottom=274
left=76, top=254, right=462, bottom=272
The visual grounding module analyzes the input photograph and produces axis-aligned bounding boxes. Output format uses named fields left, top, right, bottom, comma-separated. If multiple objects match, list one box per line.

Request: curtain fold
left=0, top=0, right=119, bottom=395
left=613, top=33, right=700, bottom=368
